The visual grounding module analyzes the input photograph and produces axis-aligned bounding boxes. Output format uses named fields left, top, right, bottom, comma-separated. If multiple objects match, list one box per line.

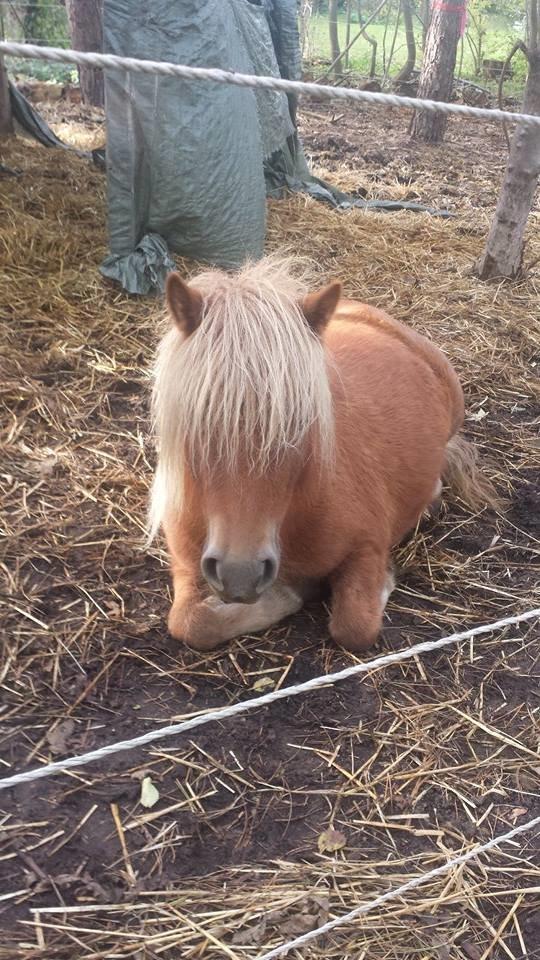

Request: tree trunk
left=344, top=0, right=352, bottom=70
left=411, top=0, right=464, bottom=142
left=395, top=0, right=416, bottom=82
left=529, top=0, right=538, bottom=47
left=328, top=0, right=343, bottom=79
left=65, top=0, right=104, bottom=107
left=420, top=0, right=430, bottom=48
left=474, top=50, right=540, bottom=280
left=0, top=53, right=13, bottom=136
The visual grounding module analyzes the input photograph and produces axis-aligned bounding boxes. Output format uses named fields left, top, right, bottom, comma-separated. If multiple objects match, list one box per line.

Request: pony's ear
left=301, top=282, right=341, bottom=334
left=166, top=272, right=204, bottom=336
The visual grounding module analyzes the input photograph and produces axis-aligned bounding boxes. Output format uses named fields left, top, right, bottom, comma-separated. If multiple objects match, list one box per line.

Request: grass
left=2, top=6, right=530, bottom=95
left=304, top=11, right=528, bottom=91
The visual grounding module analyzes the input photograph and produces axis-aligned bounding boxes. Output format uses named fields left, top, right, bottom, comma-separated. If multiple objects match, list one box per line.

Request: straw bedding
left=0, top=106, right=539, bottom=959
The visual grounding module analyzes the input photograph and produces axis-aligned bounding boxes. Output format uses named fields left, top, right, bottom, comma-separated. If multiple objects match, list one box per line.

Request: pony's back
left=321, top=300, right=495, bottom=519
left=329, top=300, right=465, bottom=435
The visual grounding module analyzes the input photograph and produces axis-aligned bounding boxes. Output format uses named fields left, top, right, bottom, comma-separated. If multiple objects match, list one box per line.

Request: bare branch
left=357, top=0, right=378, bottom=78
left=395, top=0, right=416, bottom=83
left=317, top=0, right=389, bottom=83
left=498, top=40, right=529, bottom=151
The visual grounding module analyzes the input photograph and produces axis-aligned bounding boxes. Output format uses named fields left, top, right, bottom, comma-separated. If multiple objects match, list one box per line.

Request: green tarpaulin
left=6, top=1, right=452, bottom=296
left=97, top=0, right=450, bottom=295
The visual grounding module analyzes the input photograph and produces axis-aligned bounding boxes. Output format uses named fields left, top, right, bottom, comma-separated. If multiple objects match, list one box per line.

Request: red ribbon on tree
left=432, top=0, right=468, bottom=37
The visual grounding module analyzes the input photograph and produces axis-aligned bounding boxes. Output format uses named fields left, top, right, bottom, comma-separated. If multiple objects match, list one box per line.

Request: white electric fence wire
left=1, top=41, right=540, bottom=128
left=258, top=813, right=540, bottom=959
left=1, top=608, right=538, bottom=791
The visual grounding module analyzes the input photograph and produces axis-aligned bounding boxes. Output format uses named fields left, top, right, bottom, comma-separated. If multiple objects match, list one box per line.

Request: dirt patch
left=298, top=100, right=540, bottom=219
left=1, top=102, right=539, bottom=959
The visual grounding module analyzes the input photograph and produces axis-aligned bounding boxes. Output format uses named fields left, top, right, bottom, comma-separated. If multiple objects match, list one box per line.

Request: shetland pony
left=150, top=257, right=489, bottom=651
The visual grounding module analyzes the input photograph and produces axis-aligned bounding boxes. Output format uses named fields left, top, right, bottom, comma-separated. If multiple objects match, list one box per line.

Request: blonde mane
left=149, top=257, right=334, bottom=539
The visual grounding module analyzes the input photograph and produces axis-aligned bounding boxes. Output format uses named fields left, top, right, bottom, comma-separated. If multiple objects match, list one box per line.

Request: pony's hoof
left=167, top=601, right=226, bottom=651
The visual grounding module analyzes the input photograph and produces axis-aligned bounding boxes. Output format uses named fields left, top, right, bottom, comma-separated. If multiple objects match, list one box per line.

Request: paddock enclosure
left=1, top=92, right=539, bottom=957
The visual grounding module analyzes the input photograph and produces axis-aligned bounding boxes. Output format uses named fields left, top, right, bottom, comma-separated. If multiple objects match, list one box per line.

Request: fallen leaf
left=317, top=827, right=346, bottom=854
left=140, top=776, right=160, bottom=809
left=510, top=806, right=528, bottom=823
left=252, top=676, right=276, bottom=692
left=435, top=946, right=451, bottom=960
left=467, top=408, right=488, bottom=422
left=52, top=873, right=109, bottom=900
left=26, top=454, right=58, bottom=478
left=280, top=911, right=319, bottom=937
left=39, top=455, right=58, bottom=478
left=46, top=720, right=75, bottom=755
left=103, top=600, right=122, bottom=619
left=310, top=894, right=330, bottom=912
left=231, top=917, right=267, bottom=945
left=461, top=941, right=482, bottom=960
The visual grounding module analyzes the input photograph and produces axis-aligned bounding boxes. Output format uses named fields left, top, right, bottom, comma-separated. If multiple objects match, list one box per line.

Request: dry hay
left=0, top=131, right=539, bottom=960
left=17, top=96, right=107, bottom=153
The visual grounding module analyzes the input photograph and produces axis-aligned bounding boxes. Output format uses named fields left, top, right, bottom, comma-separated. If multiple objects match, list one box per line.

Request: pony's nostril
left=257, top=557, right=278, bottom=593
left=203, top=553, right=277, bottom=599
left=201, top=555, right=223, bottom=590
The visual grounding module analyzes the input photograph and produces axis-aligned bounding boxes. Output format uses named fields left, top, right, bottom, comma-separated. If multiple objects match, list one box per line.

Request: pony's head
left=150, top=257, right=339, bottom=603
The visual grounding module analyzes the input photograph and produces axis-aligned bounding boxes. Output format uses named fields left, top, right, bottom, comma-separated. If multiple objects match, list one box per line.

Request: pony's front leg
left=329, top=549, right=395, bottom=652
left=169, top=578, right=304, bottom=651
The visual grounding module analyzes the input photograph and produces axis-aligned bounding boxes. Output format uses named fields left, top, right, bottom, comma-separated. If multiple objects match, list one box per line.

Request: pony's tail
left=443, top=434, right=501, bottom=512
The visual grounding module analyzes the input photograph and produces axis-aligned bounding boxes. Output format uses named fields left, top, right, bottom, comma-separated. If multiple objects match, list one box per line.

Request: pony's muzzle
left=201, top=551, right=278, bottom=604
